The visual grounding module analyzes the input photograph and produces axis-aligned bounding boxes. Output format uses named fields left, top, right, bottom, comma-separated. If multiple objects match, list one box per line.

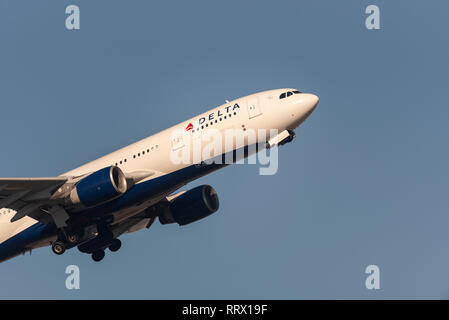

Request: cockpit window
left=280, top=90, right=302, bottom=99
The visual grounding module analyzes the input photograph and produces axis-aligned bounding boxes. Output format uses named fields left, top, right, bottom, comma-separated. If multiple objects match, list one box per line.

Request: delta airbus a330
left=0, top=89, right=318, bottom=262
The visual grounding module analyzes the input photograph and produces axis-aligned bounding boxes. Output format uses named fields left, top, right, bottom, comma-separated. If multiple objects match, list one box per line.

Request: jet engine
left=159, top=185, right=219, bottom=226
left=69, top=166, right=127, bottom=207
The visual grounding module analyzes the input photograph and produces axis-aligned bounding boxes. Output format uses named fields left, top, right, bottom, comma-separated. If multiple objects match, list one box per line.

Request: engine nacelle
left=70, top=166, right=127, bottom=207
left=159, top=185, right=219, bottom=226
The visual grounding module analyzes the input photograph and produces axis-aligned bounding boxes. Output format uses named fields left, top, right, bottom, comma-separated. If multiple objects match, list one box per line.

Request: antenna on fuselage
left=225, top=100, right=230, bottom=103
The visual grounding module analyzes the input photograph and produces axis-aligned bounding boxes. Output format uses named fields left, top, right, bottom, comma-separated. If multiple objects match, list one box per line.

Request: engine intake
left=70, top=166, right=127, bottom=207
left=159, top=185, right=219, bottom=226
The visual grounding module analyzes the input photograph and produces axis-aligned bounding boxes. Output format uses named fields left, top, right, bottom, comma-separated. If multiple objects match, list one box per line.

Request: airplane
left=0, top=88, right=319, bottom=262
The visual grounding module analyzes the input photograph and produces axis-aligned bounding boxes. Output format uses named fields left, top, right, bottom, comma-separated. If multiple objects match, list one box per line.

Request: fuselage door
left=247, top=96, right=262, bottom=119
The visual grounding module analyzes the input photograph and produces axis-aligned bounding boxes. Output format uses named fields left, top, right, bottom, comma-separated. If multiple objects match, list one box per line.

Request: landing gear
left=66, top=232, right=80, bottom=244
left=278, top=130, right=296, bottom=146
left=108, top=239, right=122, bottom=252
left=51, top=227, right=82, bottom=256
left=51, top=241, right=66, bottom=255
left=91, top=249, right=105, bottom=262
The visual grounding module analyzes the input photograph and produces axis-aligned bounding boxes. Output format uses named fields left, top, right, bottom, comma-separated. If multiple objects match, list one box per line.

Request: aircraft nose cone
left=289, top=92, right=319, bottom=128
left=303, top=93, right=319, bottom=112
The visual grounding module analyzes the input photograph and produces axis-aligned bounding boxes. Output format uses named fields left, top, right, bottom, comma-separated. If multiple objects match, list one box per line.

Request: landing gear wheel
left=92, top=249, right=105, bottom=262
left=108, top=239, right=122, bottom=252
left=52, top=241, right=66, bottom=255
left=66, top=233, right=79, bottom=244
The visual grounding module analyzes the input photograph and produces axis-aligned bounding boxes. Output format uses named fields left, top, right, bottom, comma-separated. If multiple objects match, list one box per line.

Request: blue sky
left=0, top=0, right=448, bottom=299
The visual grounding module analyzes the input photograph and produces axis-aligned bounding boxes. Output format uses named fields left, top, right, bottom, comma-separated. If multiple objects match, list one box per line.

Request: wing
left=0, top=177, right=68, bottom=193
left=0, top=177, right=69, bottom=224
left=0, top=169, right=156, bottom=225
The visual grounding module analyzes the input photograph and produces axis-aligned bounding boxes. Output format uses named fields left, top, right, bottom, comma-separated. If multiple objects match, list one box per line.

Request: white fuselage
left=0, top=88, right=319, bottom=250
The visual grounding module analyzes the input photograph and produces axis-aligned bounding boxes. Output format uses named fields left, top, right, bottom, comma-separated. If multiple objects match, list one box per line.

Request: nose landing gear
left=266, top=129, right=296, bottom=148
